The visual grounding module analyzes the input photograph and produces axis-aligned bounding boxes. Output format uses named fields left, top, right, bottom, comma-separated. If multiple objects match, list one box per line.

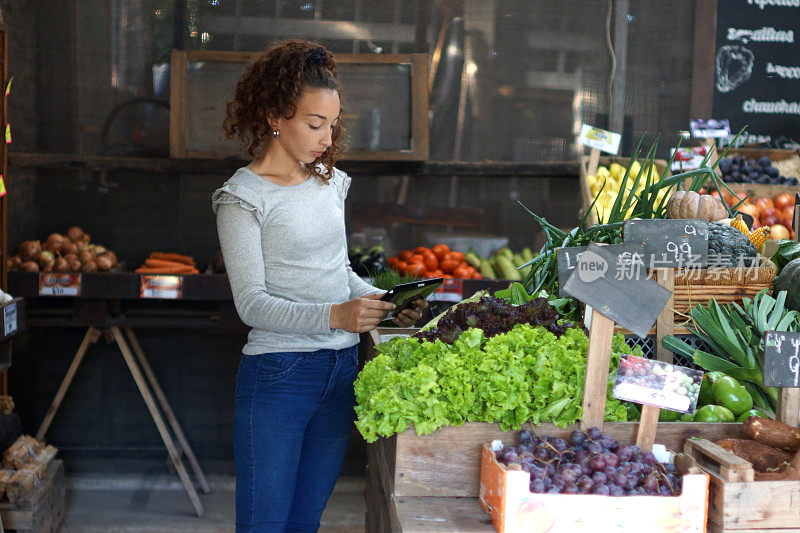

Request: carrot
left=148, top=252, right=195, bottom=266
left=145, top=258, right=191, bottom=269
left=135, top=266, right=199, bottom=275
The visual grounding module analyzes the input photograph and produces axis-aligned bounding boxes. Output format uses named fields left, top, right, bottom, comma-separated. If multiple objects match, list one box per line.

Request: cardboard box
left=478, top=444, right=709, bottom=533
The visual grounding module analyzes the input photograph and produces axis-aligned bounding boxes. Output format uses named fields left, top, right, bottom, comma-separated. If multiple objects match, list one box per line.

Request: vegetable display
left=585, top=161, right=671, bottom=224
left=718, top=155, right=799, bottom=186
left=8, top=227, right=119, bottom=273
left=135, top=252, right=199, bottom=274
left=666, top=190, right=728, bottom=221
left=495, top=428, right=682, bottom=496
left=348, top=244, right=388, bottom=276
left=354, top=323, right=635, bottom=442
left=387, top=244, right=483, bottom=280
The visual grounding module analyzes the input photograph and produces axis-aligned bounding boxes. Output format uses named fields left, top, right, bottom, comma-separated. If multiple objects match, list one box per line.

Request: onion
left=20, top=261, right=39, bottom=272
left=99, top=251, right=118, bottom=267
left=69, top=260, right=82, bottom=272
left=78, top=250, right=93, bottom=265
left=66, top=226, right=84, bottom=243
left=38, top=250, right=55, bottom=270
left=93, top=245, right=107, bottom=256
left=44, top=233, right=66, bottom=253
left=81, top=233, right=91, bottom=244
left=62, top=242, right=78, bottom=256
left=80, top=261, right=97, bottom=273
left=94, top=256, right=112, bottom=271
left=63, top=253, right=78, bottom=263
left=10, top=256, right=21, bottom=268
left=53, top=257, right=69, bottom=272
left=18, top=240, right=41, bottom=261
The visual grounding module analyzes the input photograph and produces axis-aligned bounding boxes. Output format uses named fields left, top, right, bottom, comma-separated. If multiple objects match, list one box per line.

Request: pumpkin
left=708, top=221, right=759, bottom=267
left=666, top=190, right=728, bottom=221
left=774, top=258, right=800, bottom=312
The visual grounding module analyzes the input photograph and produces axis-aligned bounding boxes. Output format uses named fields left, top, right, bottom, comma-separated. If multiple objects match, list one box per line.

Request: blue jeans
left=233, top=345, right=359, bottom=532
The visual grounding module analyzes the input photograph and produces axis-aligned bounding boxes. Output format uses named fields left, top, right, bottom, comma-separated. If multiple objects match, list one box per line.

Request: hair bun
left=306, top=48, right=328, bottom=65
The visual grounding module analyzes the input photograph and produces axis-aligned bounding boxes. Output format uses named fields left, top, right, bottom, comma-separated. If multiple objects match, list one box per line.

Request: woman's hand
left=392, top=298, right=428, bottom=327
left=330, top=294, right=396, bottom=333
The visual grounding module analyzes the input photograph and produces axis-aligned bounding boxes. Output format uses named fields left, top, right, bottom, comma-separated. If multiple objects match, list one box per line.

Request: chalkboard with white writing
left=763, top=331, right=800, bottom=387
left=623, top=219, right=709, bottom=269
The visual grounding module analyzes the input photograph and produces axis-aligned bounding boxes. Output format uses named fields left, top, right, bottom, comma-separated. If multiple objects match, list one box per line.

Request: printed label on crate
left=669, top=146, right=709, bottom=172
left=763, top=331, right=800, bottom=387
left=690, top=118, right=731, bottom=139
left=3, top=302, right=17, bottom=336
left=429, top=278, right=463, bottom=302
left=577, top=124, right=622, bottom=154
left=612, top=354, right=704, bottom=414
left=38, top=273, right=81, bottom=296
left=140, top=275, right=183, bottom=299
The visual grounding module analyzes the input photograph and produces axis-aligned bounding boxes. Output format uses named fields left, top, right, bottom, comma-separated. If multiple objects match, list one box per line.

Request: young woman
left=212, top=40, right=426, bottom=532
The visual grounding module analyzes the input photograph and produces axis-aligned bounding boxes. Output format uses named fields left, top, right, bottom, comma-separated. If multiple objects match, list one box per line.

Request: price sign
left=561, top=242, right=671, bottom=338
left=38, top=273, right=81, bottom=296
left=556, top=244, right=645, bottom=296
left=670, top=146, right=710, bottom=172
left=763, top=331, right=800, bottom=387
left=690, top=118, right=731, bottom=138
left=3, top=302, right=17, bottom=336
left=429, top=278, right=462, bottom=303
left=577, top=124, right=622, bottom=155
left=624, top=219, right=709, bottom=268
left=140, top=275, right=183, bottom=299
left=613, top=354, right=704, bottom=414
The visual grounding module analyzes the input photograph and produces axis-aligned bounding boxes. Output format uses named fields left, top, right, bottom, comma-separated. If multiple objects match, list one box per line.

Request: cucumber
left=464, top=252, right=482, bottom=270
left=521, top=247, right=534, bottom=262
left=512, top=253, right=525, bottom=268
left=495, top=255, right=522, bottom=281
left=480, top=259, right=497, bottom=279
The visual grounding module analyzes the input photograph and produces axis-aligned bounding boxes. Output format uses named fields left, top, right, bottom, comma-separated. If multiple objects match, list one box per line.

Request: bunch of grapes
left=413, top=296, right=584, bottom=344
left=495, top=428, right=682, bottom=496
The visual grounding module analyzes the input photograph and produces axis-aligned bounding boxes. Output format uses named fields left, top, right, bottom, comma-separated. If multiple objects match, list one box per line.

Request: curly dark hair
left=223, top=39, right=343, bottom=182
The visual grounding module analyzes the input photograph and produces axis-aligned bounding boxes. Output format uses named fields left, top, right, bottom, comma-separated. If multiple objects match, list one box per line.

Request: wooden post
left=636, top=268, right=676, bottom=451
left=580, top=308, right=615, bottom=431
left=779, top=196, right=800, bottom=427
left=586, top=147, right=601, bottom=180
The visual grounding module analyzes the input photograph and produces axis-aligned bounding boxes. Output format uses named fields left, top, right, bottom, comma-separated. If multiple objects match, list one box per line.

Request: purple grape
left=546, top=486, right=560, bottom=494
left=503, top=451, right=519, bottom=464
left=617, top=447, right=633, bottom=463
left=587, top=427, right=603, bottom=440
left=614, top=474, right=628, bottom=488
left=591, top=471, right=607, bottom=485
left=589, top=455, right=606, bottom=471
left=642, top=452, right=657, bottom=466
left=663, top=463, right=677, bottom=474
left=587, top=442, right=604, bottom=455
left=659, top=485, right=673, bottom=496
left=561, top=469, right=578, bottom=484
left=530, top=479, right=545, bottom=493
left=579, top=460, right=593, bottom=476
left=602, top=453, right=619, bottom=469
left=570, top=430, right=587, bottom=446
left=529, top=466, right=545, bottom=480
left=599, top=435, right=618, bottom=450
left=577, top=475, right=594, bottom=492
left=603, top=465, right=616, bottom=478
left=643, top=476, right=659, bottom=493
left=518, top=429, right=533, bottom=446
left=552, top=438, right=569, bottom=452
left=609, top=485, right=625, bottom=496
left=592, top=484, right=610, bottom=495
left=563, top=484, right=580, bottom=494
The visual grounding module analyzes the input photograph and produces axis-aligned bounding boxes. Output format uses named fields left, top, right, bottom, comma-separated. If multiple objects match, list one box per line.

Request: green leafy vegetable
left=354, top=324, right=638, bottom=442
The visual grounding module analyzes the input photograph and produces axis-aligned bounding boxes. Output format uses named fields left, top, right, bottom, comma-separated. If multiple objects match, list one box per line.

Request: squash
left=666, top=190, right=728, bottom=221
left=708, top=221, right=759, bottom=267
left=774, top=257, right=800, bottom=312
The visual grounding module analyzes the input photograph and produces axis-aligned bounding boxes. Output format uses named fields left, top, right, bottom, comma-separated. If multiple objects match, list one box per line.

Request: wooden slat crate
left=0, top=460, right=65, bottom=533
left=685, top=438, right=800, bottom=531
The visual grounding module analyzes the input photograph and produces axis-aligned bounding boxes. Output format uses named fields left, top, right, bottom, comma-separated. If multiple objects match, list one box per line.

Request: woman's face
left=272, top=88, right=340, bottom=165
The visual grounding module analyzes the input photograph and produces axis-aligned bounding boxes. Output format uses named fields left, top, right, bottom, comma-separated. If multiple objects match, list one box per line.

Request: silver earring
left=273, top=129, right=280, bottom=138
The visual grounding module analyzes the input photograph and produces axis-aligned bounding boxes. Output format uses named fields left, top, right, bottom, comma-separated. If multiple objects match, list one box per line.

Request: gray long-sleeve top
left=212, top=166, right=377, bottom=355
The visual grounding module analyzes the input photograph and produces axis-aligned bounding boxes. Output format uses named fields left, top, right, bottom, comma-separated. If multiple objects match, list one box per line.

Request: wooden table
left=394, top=498, right=494, bottom=532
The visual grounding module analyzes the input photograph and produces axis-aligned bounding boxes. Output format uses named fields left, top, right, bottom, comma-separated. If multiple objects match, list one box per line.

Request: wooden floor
left=57, top=473, right=365, bottom=532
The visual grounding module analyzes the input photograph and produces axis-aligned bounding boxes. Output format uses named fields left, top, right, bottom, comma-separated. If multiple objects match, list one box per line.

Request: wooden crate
left=0, top=460, right=64, bottom=533
left=685, top=438, right=800, bottom=531
left=371, top=421, right=742, bottom=499
left=579, top=155, right=670, bottom=226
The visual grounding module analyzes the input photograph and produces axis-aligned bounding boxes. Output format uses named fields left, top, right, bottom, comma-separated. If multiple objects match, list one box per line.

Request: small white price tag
left=578, top=124, right=622, bottom=155
left=140, top=275, right=183, bottom=299
left=3, top=302, right=17, bottom=336
left=670, top=146, right=709, bottom=172
left=689, top=118, right=730, bottom=139
left=428, top=279, right=462, bottom=303
left=39, top=274, right=81, bottom=296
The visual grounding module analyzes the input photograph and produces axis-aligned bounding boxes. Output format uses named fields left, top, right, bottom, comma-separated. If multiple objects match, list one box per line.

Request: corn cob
left=730, top=214, right=750, bottom=235
left=748, top=226, right=771, bottom=249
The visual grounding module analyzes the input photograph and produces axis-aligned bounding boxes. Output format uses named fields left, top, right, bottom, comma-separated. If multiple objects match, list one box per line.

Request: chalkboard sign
left=712, top=2, right=800, bottom=145
left=561, top=242, right=671, bottom=338
left=623, top=219, right=709, bottom=268
left=763, top=331, right=800, bottom=387
left=556, top=244, right=645, bottom=296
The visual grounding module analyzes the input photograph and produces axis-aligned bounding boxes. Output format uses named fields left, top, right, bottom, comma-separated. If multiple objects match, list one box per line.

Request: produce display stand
left=578, top=155, right=670, bottom=226
left=5, top=271, right=237, bottom=519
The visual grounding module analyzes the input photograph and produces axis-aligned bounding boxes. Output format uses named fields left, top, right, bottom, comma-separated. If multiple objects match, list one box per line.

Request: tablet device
left=380, top=277, right=443, bottom=320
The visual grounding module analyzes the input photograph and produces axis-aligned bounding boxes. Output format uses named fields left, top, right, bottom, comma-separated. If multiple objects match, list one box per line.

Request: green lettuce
left=354, top=324, right=638, bottom=442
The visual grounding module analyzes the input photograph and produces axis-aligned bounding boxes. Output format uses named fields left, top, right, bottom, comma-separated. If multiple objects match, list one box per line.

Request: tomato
left=423, top=255, right=438, bottom=272
left=471, top=272, right=483, bottom=279
left=387, top=256, right=399, bottom=269
left=399, top=250, right=413, bottom=261
left=395, top=261, right=407, bottom=275
left=444, top=251, right=465, bottom=262
left=430, top=269, right=444, bottom=278
left=453, top=266, right=471, bottom=279
left=775, top=193, right=795, bottom=210
left=431, top=244, right=450, bottom=261
left=439, top=259, right=460, bottom=274
left=442, top=274, right=454, bottom=279
left=413, top=246, right=429, bottom=255
left=406, top=263, right=426, bottom=277
left=407, top=254, right=425, bottom=264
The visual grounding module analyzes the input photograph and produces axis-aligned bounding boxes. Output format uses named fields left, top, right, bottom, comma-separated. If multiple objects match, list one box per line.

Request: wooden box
left=0, top=460, right=65, bottom=533
left=579, top=155, right=670, bottom=227
left=685, top=438, right=800, bottom=532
